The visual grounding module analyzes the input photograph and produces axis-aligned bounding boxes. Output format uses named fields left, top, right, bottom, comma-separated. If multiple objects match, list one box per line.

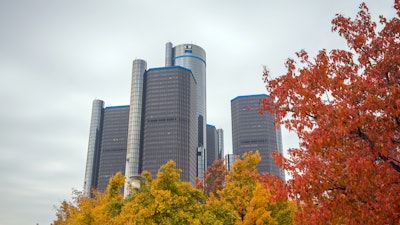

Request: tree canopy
left=262, top=1, right=400, bottom=224
left=53, top=153, right=294, bottom=225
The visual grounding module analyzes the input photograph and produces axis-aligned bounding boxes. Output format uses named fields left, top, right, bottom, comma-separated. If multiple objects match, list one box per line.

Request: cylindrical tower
left=165, top=42, right=173, bottom=66
left=84, top=99, right=104, bottom=197
left=172, top=44, right=206, bottom=124
left=168, top=43, right=207, bottom=175
left=124, top=59, right=147, bottom=197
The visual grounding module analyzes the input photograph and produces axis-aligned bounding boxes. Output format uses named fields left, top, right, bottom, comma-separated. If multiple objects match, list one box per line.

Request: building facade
left=165, top=43, right=208, bottom=178
left=231, top=94, right=285, bottom=179
left=96, top=106, right=129, bottom=191
left=83, top=102, right=130, bottom=195
left=141, top=66, right=198, bottom=183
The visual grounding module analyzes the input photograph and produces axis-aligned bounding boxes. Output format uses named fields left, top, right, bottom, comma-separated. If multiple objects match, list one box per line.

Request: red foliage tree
left=196, top=159, right=228, bottom=198
left=257, top=172, right=288, bottom=202
left=262, top=1, right=400, bottom=224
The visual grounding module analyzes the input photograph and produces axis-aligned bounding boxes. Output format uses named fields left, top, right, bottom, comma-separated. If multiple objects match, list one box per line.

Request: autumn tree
left=201, top=193, right=238, bottom=225
left=218, top=151, right=294, bottom=225
left=52, top=198, right=78, bottom=225
left=52, top=172, right=125, bottom=225
left=196, top=158, right=228, bottom=198
left=257, top=172, right=288, bottom=202
left=262, top=1, right=400, bottom=224
left=115, top=160, right=206, bottom=224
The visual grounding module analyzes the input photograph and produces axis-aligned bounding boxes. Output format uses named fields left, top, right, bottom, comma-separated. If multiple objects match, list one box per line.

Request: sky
left=0, top=0, right=396, bottom=224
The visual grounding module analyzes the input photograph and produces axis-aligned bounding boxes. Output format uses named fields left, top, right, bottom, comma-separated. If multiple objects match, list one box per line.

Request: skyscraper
left=96, top=106, right=129, bottom=191
left=231, top=94, right=285, bottom=179
left=83, top=102, right=129, bottom=195
left=165, top=43, right=208, bottom=178
left=141, top=66, right=198, bottom=183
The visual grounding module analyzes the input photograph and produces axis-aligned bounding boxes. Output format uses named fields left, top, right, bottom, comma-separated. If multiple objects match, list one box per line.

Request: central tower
left=165, top=42, right=207, bottom=177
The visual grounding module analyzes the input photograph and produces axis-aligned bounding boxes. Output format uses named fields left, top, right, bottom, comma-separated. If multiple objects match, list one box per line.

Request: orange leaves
left=200, top=159, right=227, bottom=197
left=53, top=154, right=294, bottom=225
left=262, top=1, right=400, bottom=224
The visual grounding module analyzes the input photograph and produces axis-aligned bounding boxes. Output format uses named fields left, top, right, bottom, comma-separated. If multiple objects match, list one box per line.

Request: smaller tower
left=84, top=99, right=104, bottom=197
left=165, top=42, right=173, bottom=66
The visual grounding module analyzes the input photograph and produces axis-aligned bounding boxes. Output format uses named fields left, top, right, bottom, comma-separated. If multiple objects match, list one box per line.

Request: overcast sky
left=0, top=0, right=396, bottom=224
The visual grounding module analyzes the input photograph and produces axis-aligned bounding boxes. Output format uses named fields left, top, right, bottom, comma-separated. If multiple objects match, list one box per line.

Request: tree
left=218, top=151, right=294, bottom=225
left=53, top=156, right=293, bottom=224
left=257, top=173, right=288, bottom=202
left=201, top=193, right=238, bottom=225
left=196, top=159, right=228, bottom=198
left=262, top=1, right=400, bottom=224
left=52, top=172, right=125, bottom=225
left=115, top=160, right=205, bottom=224
left=241, top=182, right=276, bottom=225
left=219, top=151, right=261, bottom=222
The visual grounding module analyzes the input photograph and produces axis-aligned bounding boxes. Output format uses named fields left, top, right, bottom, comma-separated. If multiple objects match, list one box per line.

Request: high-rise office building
left=141, top=66, right=198, bottom=183
left=231, top=94, right=285, bottom=179
left=83, top=102, right=129, bottom=195
left=165, top=43, right=208, bottom=178
left=96, top=106, right=129, bottom=191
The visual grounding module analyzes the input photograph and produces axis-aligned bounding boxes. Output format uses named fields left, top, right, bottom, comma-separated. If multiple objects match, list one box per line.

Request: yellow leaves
left=241, top=183, right=276, bottom=225
left=106, top=172, right=125, bottom=200
left=217, top=151, right=294, bottom=225
left=53, top=153, right=294, bottom=225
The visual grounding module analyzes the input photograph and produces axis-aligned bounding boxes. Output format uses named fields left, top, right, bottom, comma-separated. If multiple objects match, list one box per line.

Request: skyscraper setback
left=83, top=43, right=208, bottom=197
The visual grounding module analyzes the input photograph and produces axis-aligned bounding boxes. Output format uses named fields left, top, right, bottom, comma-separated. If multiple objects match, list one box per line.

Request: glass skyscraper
left=165, top=43, right=208, bottom=178
left=83, top=103, right=129, bottom=195
left=96, top=106, right=129, bottom=191
left=231, top=94, right=285, bottom=179
left=141, top=66, right=198, bottom=183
